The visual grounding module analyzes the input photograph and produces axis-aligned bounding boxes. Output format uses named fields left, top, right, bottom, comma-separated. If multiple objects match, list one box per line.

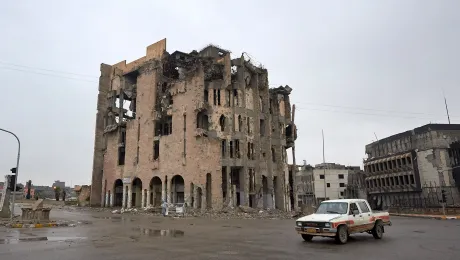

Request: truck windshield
left=315, top=202, right=348, bottom=214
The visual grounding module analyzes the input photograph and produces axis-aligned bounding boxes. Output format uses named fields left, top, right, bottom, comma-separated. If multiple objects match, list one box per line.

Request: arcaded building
left=90, top=39, right=297, bottom=211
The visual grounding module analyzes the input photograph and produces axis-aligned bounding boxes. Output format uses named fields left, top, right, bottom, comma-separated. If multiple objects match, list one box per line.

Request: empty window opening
left=271, top=147, right=276, bottom=162
left=409, top=175, right=415, bottom=184
left=196, top=112, right=209, bottom=130
left=155, top=116, right=173, bottom=136
left=404, top=175, right=409, bottom=184
left=230, top=141, right=234, bottom=158
left=326, top=183, right=330, bottom=188
left=247, top=117, right=251, bottom=134
left=233, top=89, right=239, bottom=106
left=395, top=177, right=400, bottom=185
left=221, top=139, right=227, bottom=157
left=226, top=89, right=231, bottom=106
left=260, top=119, right=265, bottom=136
left=339, top=183, right=345, bottom=187
left=238, top=115, right=242, bottom=132
left=153, top=140, right=160, bottom=160
left=407, top=157, right=412, bottom=165
left=118, top=128, right=126, bottom=165
left=259, top=96, right=264, bottom=112
left=248, top=168, right=255, bottom=193
left=338, top=174, right=344, bottom=179
left=390, top=178, right=395, bottom=186
left=319, top=175, right=325, bottom=180
left=217, top=90, right=221, bottom=105
left=222, top=167, right=227, bottom=201
left=402, top=158, right=407, bottom=166
left=204, top=89, right=209, bottom=103
left=235, top=140, right=240, bottom=158
left=213, top=89, right=217, bottom=105
left=399, top=176, right=404, bottom=185
left=219, top=115, right=226, bottom=131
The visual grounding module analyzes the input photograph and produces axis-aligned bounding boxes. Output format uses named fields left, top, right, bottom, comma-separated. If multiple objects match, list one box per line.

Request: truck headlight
left=296, top=222, right=302, bottom=227
left=324, top=223, right=331, bottom=228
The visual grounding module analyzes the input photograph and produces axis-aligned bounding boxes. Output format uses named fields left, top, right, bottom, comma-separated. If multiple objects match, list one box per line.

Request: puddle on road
left=92, top=216, right=134, bottom=222
left=0, top=236, right=87, bottom=244
left=132, top=227, right=184, bottom=237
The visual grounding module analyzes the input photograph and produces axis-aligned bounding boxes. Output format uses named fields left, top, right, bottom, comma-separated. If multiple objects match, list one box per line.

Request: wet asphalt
left=1, top=209, right=460, bottom=260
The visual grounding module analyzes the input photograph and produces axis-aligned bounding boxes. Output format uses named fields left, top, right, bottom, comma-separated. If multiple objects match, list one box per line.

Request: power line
left=0, top=67, right=98, bottom=83
left=0, top=61, right=98, bottom=78
left=295, top=101, right=455, bottom=118
left=295, top=106, right=454, bottom=120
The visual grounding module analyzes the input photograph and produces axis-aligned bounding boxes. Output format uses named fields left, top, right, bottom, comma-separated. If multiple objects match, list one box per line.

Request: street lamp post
left=0, top=128, right=21, bottom=221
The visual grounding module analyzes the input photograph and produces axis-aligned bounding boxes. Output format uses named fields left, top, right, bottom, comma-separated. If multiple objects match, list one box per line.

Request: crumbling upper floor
left=99, top=38, right=297, bottom=147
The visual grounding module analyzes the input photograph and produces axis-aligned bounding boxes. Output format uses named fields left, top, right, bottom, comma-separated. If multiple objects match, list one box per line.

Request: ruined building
left=90, top=39, right=297, bottom=211
left=363, top=124, right=460, bottom=208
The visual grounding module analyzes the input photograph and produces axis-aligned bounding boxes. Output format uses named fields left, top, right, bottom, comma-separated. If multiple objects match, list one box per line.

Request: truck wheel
left=372, top=221, right=384, bottom=239
left=301, top=234, right=313, bottom=242
left=335, top=225, right=348, bottom=244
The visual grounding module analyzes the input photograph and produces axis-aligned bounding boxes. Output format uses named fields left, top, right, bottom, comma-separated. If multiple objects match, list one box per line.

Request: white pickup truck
left=295, top=199, right=392, bottom=244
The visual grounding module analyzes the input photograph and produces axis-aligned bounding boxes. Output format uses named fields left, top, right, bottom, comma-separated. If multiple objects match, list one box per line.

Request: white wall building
left=313, top=164, right=349, bottom=201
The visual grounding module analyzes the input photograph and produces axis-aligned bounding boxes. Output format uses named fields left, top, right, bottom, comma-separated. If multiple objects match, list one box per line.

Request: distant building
left=52, top=180, right=65, bottom=189
left=363, top=123, right=460, bottom=208
left=295, top=163, right=361, bottom=206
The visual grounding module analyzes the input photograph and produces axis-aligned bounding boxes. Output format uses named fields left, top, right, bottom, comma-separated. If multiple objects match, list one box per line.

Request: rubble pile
left=109, top=205, right=302, bottom=220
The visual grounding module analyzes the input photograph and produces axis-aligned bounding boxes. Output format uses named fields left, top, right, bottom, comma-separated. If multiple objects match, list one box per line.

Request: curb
left=390, top=213, right=460, bottom=220
left=7, top=223, right=75, bottom=228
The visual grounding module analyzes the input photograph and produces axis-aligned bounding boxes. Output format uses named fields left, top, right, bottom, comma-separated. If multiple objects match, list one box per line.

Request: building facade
left=295, top=163, right=360, bottom=205
left=52, top=180, right=65, bottom=189
left=90, top=39, right=297, bottom=211
left=363, top=124, right=460, bottom=208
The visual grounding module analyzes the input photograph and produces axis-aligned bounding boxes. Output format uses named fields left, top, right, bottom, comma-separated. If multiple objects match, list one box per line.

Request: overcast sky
left=1, top=0, right=459, bottom=186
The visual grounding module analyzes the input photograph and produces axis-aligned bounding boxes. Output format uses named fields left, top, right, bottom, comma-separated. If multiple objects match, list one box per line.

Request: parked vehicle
left=295, top=199, right=392, bottom=244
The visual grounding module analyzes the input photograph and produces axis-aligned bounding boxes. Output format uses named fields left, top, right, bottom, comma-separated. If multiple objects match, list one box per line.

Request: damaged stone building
left=90, top=39, right=297, bottom=211
left=363, top=124, right=460, bottom=208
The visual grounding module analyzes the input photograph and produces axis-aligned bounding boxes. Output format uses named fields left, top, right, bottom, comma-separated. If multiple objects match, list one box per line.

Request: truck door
left=357, top=201, right=372, bottom=229
left=348, top=202, right=364, bottom=233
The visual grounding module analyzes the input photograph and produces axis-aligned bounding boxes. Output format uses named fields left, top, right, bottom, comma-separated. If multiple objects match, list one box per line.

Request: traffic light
left=10, top=167, right=16, bottom=174
left=6, top=175, right=16, bottom=191
left=441, top=190, right=447, bottom=203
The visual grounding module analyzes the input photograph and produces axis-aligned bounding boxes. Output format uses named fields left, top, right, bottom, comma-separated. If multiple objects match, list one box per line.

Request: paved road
left=1, top=210, right=459, bottom=260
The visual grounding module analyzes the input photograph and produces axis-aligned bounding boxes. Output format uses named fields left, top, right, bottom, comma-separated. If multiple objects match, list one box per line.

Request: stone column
left=193, top=185, right=198, bottom=209
left=105, top=192, right=109, bottom=208
left=161, top=179, right=166, bottom=202
left=169, top=179, right=173, bottom=204
left=110, top=191, right=114, bottom=207
left=184, top=181, right=191, bottom=208
left=226, top=166, right=231, bottom=207
left=122, top=186, right=127, bottom=209
left=147, top=189, right=151, bottom=207
left=127, top=185, right=133, bottom=208
left=141, top=189, right=146, bottom=208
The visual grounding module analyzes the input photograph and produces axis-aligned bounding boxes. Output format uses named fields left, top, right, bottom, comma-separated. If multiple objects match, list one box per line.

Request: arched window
left=219, top=115, right=226, bottom=131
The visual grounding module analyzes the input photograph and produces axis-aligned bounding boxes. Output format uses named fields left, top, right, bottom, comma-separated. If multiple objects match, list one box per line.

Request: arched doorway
left=114, top=179, right=123, bottom=207
left=262, top=175, right=268, bottom=208
left=196, top=187, right=203, bottom=209
left=132, top=178, right=142, bottom=207
left=171, top=175, right=185, bottom=204
left=150, top=177, right=162, bottom=207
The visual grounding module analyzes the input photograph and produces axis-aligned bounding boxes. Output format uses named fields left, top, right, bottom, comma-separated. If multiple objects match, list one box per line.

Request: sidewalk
left=390, top=213, right=460, bottom=220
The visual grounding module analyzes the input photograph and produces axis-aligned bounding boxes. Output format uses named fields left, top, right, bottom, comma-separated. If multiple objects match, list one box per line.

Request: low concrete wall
left=389, top=207, right=460, bottom=215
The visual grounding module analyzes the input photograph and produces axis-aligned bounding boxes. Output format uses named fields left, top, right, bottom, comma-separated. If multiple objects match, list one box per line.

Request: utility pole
left=322, top=129, right=327, bottom=200
left=291, top=104, right=298, bottom=211
left=0, top=128, right=21, bottom=221
left=443, top=93, right=451, bottom=124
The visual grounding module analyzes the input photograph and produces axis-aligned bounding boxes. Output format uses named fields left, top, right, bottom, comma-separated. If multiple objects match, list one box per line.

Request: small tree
left=54, top=186, right=61, bottom=201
